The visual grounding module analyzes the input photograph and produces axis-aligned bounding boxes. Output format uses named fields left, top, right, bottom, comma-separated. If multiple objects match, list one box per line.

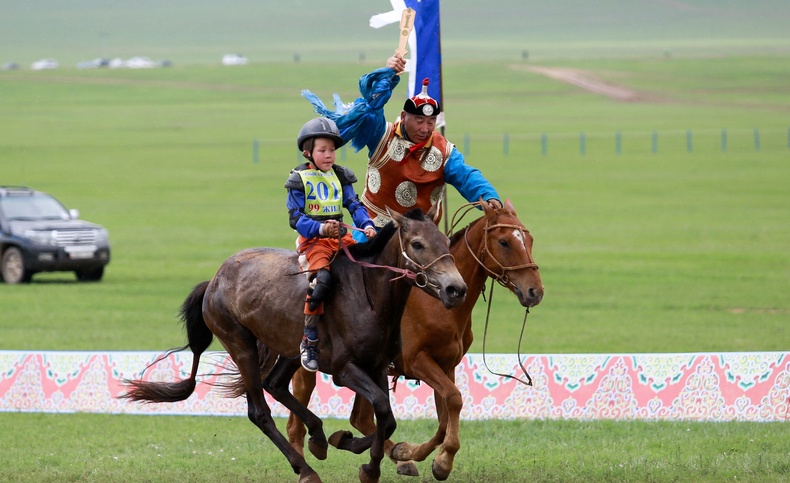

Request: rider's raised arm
left=302, top=63, right=401, bottom=155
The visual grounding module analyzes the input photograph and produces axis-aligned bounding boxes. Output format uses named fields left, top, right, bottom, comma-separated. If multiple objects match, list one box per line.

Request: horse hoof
left=390, top=442, right=412, bottom=461
left=396, top=460, right=419, bottom=477
left=298, top=470, right=323, bottom=483
left=431, top=460, right=451, bottom=481
left=328, top=430, right=353, bottom=449
left=308, top=437, right=328, bottom=460
left=358, top=464, right=380, bottom=483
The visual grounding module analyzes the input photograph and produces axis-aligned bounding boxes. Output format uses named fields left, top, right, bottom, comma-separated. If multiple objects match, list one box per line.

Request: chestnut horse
left=120, top=208, right=467, bottom=483
left=286, top=200, right=543, bottom=480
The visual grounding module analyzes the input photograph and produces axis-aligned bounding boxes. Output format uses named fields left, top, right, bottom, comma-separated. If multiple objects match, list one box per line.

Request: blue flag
left=370, top=0, right=443, bottom=125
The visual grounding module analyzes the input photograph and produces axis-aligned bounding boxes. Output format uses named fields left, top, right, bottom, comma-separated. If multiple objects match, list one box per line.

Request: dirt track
left=512, top=64, right=641, bottom=102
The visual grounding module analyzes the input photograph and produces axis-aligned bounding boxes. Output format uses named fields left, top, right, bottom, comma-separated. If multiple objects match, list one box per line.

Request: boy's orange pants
left=296, top=233, right=357, bottom=315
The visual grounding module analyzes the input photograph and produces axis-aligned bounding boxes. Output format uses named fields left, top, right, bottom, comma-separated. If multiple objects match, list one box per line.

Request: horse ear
left=480, top=197, right=494, bottom=216
left=504, top=198, right=516, bottom=212
left=386, top=206, right=405, bottom=228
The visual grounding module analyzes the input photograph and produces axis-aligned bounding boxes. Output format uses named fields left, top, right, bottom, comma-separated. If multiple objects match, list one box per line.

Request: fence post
left=503, top=133, right=509, bottom=156
left=754, top=128, right=761, bottom=151
left=686, top=129, right=693, bottom=152
left=580, top=132, right=586, bottom=155
left=541, top=133, right=547, bottom=156
left=615, top=131, right=621, bottom=155
left=721, top=129, right=727, bottom=152
left=651, top=130, right=658, bottom=153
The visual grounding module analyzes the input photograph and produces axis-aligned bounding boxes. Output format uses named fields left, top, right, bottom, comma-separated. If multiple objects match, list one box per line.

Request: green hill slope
left=2, top=0, right=789, bottom=66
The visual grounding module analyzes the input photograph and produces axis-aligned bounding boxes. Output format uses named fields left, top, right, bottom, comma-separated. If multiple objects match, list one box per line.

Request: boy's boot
left=307, top=269, right=332, bottom=312
left=300, top=315, right=320, bottom=372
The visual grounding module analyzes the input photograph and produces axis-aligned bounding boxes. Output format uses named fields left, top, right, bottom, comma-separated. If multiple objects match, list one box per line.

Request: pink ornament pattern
left=1, top=351, right=788, bottom=422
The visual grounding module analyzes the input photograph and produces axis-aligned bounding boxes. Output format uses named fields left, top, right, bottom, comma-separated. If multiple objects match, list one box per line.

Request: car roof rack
left=0, top=186, right=35, bottom=197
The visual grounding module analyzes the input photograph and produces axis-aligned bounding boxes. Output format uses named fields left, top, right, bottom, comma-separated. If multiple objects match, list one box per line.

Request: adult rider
left=302, top=54, right=502, bottom=238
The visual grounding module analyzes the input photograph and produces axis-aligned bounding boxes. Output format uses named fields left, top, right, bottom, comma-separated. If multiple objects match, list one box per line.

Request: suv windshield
left=0, top=194, right=70, bottom=221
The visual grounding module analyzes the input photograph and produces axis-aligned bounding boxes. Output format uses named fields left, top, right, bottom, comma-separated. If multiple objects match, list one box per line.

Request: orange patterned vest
left=361, top=121, right=453, bottom=227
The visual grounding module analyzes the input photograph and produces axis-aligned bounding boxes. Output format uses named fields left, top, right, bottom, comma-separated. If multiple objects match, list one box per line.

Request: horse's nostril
left=447, top=286, right=466, bottom=299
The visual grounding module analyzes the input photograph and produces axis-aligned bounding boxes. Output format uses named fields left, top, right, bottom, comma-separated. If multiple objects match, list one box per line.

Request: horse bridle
left=451, top=202, right=539, bottom=287
left=338, top=223, right=454, bottom=290
left=396, top=225, right=455, bottom=289
left=463, top=220, right=538, bottom=290
left=450, top=202, right=538, bottom=387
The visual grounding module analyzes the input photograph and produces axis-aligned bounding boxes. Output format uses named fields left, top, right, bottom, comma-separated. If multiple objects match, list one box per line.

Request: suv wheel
left=1, top=247, right=32, bottom=284
left=76, top=266, right=104, bottom=282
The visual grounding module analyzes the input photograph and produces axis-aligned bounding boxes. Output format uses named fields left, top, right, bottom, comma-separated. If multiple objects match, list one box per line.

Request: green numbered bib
left=298, top=169, right=343, bottom=220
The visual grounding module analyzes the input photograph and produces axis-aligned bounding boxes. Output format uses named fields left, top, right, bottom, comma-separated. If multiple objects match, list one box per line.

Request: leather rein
left=339, top=223, right=454, bottom=290
left=448, top=202, right=538, bottom=387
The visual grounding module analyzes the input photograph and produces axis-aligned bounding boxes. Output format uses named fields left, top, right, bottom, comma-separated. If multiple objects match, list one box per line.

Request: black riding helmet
left=297, top=118, right=345, bottom=152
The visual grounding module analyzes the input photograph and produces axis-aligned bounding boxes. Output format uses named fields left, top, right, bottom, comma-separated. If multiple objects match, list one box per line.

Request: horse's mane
left=448, top=224, right=469, bottom=246
left=347, top=209, right=426, bottom=260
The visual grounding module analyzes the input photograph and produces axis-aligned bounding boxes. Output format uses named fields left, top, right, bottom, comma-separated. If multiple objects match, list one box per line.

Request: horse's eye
left=411, top=241, right=424, bottom=250
left=498, top=239, right=509, bottom=248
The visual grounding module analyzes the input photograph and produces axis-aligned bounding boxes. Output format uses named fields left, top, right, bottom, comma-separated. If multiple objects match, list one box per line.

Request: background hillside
left=2, top=0, right=790, bottom=66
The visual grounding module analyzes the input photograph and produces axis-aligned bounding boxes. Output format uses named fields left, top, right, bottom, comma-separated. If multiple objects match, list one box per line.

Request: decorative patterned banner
left=1, top=351, right=788, bottom=422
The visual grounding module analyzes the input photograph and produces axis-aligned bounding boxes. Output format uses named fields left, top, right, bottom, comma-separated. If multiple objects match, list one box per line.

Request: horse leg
left=390, top=354, right=462, bottom=481
left=286, top=368, right=317, bottom=456
left=263, top=357, right=328, bottom=460
left=331, top=364, right=395, bottom=483
left=221, top=328, right=321, bottom=483
left=349, top=396, right=419, bottom=477
left=429, top=370, right=463, bottom=481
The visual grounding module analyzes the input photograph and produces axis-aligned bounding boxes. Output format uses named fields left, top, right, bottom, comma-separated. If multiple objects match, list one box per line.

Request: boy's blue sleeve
left=302, top=67, right=400, bottom=154
left=342, top=185, right=374, bottom=230
left=443, top=147, right=500, bottom=204
left=287, top=189, right=322, bottom=239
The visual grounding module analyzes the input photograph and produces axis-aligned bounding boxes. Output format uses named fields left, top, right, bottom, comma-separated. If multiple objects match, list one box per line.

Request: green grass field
left=2, top=53, right=788, bottom=483
left=1, top=57, right=788, bottom=353
left=1, top=1, right=789, bottom=481
left=0, top=414, right=788, bottom=482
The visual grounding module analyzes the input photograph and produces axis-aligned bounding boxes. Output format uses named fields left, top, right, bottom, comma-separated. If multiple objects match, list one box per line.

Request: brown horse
left=286, top=200, right=543, bottom=480
left=120, top=207, right=467, bottom=483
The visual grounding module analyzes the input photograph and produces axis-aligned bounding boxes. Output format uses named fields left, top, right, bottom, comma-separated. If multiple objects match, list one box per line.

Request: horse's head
left=474, top=199, right=544, bottom=307
left=388, top=206, right=467, bottom=309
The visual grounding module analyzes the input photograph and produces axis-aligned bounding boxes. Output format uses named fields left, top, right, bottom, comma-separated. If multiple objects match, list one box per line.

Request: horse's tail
left=180, top=280, right=214, bottom=358
left=119, top=281, right=213, bottom=403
